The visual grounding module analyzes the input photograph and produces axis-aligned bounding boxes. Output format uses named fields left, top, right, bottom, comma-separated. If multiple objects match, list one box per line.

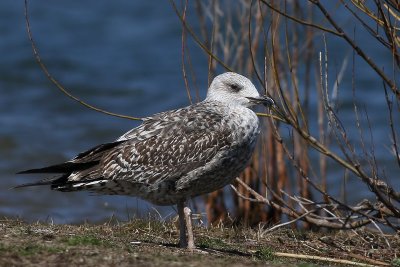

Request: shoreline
left=0, top=217, right=397, bottom=266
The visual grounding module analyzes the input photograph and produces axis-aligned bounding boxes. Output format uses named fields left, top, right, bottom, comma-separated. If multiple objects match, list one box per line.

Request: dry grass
left=0, top=218, right=398, bottom=266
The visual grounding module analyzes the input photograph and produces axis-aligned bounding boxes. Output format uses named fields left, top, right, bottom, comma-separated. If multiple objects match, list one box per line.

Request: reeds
left=172, top=0, right=400, bottom=232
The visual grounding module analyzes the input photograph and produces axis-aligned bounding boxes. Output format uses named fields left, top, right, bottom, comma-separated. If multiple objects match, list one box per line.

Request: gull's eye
left=229, top=83, right=242, bottom=92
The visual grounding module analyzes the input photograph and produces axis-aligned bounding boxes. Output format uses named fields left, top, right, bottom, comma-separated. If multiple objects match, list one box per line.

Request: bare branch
left=24, top=0, right=142, bottom=121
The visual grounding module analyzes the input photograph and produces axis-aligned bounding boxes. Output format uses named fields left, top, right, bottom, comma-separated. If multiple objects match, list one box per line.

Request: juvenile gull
left=16, top=72, right=274, bottom=250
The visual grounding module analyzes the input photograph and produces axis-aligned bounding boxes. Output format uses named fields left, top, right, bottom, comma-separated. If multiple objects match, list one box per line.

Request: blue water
left=1, top=1, right=398, bottom=223
left=0, top=0, right=196, bottom=223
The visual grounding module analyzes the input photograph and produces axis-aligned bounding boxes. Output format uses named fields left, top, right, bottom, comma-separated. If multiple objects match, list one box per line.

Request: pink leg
left=177, top=201, right=195, bottom=250
left=184, top=206, right=195, bottom=250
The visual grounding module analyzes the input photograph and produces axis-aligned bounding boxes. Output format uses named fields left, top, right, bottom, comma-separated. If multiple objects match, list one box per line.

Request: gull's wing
left=16, top=102, right=234, bottom=192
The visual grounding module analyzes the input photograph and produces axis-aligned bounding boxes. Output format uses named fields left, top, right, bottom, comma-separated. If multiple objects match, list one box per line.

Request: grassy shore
left=0, top=218, right=398, bottom=266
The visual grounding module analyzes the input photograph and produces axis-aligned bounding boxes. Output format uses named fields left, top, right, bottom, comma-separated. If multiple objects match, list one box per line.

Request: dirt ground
left=0, top=217, right=398, bottom=267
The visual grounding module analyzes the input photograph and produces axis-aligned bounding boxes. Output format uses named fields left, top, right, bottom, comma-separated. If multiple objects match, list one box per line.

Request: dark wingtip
left=16, top=161, right=99, bottom=175
left=16, top=166, right=66, bottom=174
left=13, top=173, right=68, bottom=189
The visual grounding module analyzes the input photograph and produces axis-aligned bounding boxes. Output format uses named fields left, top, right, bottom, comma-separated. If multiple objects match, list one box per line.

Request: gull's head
left=206, top=72, right=274, bottom=108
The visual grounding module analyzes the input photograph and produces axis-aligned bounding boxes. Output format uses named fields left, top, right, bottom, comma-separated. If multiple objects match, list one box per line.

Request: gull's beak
left=246, top=96, right=275, bottom=108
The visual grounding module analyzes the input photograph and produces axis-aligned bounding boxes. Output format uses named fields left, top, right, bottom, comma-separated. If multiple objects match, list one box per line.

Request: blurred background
left=1, top=1, right=399, bottom=225
left=1, top=0, right=194, bottom=223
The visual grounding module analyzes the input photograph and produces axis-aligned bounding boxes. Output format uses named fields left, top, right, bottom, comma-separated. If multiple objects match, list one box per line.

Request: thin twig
left=259, top=0, right=342, bottom=36
left=273, top=252, right=387, bottom=266
left=24, top=0, right=142, bottom=121
left=180, top=0, right=193, bottom=104
left=309, top=0, right=400, bottom=99
left=169, top=0, right=233, bottom=72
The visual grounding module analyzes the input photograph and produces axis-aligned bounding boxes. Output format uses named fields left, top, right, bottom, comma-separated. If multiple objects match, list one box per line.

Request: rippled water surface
left=1, top=1, right=398, bottom=223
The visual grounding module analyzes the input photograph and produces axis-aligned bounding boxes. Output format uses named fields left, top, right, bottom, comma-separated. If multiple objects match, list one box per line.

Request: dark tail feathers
left=12, top=174, right=67, bottom=189
left=17, top=161, right=99, bottom=174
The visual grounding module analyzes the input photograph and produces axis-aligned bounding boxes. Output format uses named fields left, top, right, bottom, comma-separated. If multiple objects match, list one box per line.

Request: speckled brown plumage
left=17, top=72, right=275, bottom=249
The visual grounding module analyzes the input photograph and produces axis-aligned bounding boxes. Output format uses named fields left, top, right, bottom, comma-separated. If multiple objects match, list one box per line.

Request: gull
left=16, top=72, right=274, bottom=250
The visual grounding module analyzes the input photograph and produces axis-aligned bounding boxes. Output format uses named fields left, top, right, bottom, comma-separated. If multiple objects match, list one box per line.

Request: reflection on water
left=0, top=1, right=398, bottom=223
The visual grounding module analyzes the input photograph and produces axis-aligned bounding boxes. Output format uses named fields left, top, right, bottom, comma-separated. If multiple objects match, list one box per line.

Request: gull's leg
left=183, top=205, right=195, bottom=250
left=177, top=201, right=188, bottom=248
